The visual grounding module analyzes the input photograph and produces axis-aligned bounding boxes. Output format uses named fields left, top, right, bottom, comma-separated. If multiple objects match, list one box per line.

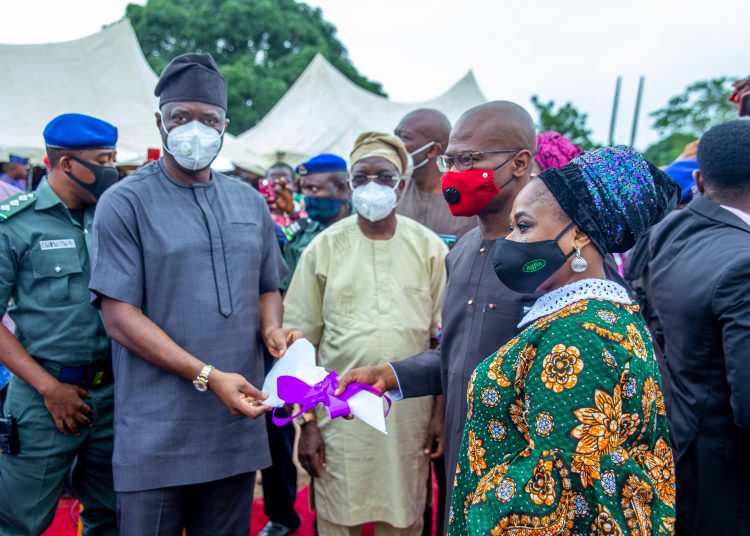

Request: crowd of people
left=0, top=51, right=748, bottom=536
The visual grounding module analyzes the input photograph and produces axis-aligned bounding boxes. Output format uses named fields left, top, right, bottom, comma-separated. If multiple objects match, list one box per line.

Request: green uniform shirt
left=280, top=219, right=324, bottom=291
left=0, top=179, right=108, bottom=364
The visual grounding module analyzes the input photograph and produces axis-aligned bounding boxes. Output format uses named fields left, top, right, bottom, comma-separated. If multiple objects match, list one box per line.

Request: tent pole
left=629, top=76, right=645, bottom=148
left=608, top=76, right=622, bottom=146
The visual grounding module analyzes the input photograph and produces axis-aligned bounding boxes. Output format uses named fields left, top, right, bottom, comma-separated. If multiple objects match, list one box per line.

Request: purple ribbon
left=271, top=370, right=392, bottom=427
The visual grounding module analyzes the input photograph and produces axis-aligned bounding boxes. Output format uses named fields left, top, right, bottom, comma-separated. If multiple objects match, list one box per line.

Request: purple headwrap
left=534, top=131, right=582, bottom=171
left=539, top=146, right=680, bottom=254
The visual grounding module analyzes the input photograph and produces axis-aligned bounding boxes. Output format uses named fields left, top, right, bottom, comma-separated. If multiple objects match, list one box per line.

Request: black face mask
left=65, top=156, right=119, bottom=200
left=492, top=222, right=575, bottom=294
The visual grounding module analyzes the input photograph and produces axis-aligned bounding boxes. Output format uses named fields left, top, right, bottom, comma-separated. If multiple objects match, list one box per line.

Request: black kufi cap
left=155, top=53, right=227, bottom=111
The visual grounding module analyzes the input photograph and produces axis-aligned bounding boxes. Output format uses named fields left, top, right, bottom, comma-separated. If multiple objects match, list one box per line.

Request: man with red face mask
left=339, top=101, right=538, bottom=523
left=340, top=101, right=630, bottom=526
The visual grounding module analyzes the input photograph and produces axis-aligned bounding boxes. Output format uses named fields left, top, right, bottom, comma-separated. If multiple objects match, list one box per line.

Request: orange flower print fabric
left=448, top=297, right=675, bottom=535
left=541, top=344, right=584, bottom=392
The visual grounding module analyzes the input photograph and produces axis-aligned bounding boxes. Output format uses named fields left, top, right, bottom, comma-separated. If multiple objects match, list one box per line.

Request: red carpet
left=43, top=474, right=439, bottom=535
left=43, top=488, right=317, bottom=536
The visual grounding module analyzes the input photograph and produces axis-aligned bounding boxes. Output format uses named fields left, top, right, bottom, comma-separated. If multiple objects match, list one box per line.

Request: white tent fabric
left=0, top=19, right=265, bottom=168
left=236, top=54, right=486, bottom=165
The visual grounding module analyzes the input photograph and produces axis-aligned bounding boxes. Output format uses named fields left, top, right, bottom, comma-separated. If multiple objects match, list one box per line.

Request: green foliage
left=126, top=0, right=385, bottom=134
left=642, top=132, right=697, bottom=167
left=530, top=95, right=596, bottom=150
left=650, top=77, right=737, bottom=138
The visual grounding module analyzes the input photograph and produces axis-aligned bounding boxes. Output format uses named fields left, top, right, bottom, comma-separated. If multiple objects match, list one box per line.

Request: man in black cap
left=89, top=52, right=302, bottom=535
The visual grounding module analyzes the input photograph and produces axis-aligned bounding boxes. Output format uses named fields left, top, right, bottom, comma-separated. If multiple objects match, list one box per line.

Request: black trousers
left=117, top=472, right=255, bottom=536
left=261, top=409, right=301, bottom=529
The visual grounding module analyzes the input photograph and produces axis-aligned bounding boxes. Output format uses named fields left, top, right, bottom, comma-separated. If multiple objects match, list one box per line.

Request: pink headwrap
left=534, top=131, right=582, bottom=171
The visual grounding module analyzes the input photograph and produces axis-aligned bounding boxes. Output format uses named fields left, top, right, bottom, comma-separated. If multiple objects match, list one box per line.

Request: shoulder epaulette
left=0, top=192, right=37, bottom=222
left=283, top=218, right=310, bottom=241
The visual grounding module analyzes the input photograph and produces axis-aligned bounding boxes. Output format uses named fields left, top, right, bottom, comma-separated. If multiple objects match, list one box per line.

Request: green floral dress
left=448, top=279, right=675, bottom=535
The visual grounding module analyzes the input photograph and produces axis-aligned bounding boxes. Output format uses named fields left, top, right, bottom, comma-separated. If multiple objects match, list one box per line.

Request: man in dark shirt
left=339, top=101, right=539, bottom=521
left=89, top=53, right=301, bottom=535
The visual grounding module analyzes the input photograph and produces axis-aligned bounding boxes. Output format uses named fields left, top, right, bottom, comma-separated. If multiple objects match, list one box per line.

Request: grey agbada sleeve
left=390, top=346, right=443, bottom=398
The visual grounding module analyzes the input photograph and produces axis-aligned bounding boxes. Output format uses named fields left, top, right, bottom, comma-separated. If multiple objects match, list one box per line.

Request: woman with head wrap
left=448, top=146, right=678, bottom=534
left=531, top=131, right=582, bottom=177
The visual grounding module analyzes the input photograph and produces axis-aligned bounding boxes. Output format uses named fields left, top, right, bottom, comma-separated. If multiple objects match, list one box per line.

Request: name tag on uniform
left=39, top=239, right=76, bottom=250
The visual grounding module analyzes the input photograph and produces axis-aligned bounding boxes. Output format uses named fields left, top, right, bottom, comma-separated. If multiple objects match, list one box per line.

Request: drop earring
left=571, top=247, right=588, bottom=273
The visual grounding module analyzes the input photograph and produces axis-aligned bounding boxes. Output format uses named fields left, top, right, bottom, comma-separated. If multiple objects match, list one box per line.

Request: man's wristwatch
left=294, top=410, right=317, bottom=427
left=193, top=365, right=214, bottom=392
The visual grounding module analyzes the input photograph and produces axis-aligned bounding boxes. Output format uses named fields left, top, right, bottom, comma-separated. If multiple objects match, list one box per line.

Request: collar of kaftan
left=519, top=278, right=632, bottom=328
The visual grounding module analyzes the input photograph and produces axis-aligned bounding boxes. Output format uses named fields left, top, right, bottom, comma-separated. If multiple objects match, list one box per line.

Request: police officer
left=279, top=153, right=351, bottom=292
left=0, top=113, right=119, bottom=535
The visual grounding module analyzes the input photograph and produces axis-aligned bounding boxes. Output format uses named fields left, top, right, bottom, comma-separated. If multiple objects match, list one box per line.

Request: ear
left=59, top=155, right=74, bottom=174
left=693, top=169, right=705, bottom=194
left=398, top=179, right=406, bottom=195
left=223, top=117, right=230, bottom=131
left=155, top=111, right=162, bottom=130
left=512, top=150, right=533, bottom=178
left=572, top=226, right=592, bottom=251
left=426, top=142, right=442, bottom=159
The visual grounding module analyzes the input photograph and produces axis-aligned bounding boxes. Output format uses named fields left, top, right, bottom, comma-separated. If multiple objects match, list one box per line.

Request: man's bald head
left=395, top=108, right=451, bottom=150
left=450, top=101, right=536, bottom=153
left=444, top=101, right=537, bottom=220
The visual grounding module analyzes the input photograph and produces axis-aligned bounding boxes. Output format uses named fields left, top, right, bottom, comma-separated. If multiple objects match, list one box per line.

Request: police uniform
left=279, top=154, right=349, bottom=292
left=0, top=114, right=117, bottom=536
left=280, top=218, right=324, bottom=291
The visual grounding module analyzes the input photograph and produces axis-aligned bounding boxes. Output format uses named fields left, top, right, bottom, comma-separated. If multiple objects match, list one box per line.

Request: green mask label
left=522, top=259, right=547, bottom=273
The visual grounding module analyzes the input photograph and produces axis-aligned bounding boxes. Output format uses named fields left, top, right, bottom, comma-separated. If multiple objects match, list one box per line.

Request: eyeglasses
left=436, top=149, right=519, bottom=172
left=349, top=173, right=401, bottom=189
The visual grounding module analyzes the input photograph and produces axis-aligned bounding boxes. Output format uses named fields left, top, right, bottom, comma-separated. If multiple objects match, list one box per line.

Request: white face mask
left=408, top=141, right=436, bottom=171
left=352, top=181, right=399, bottom=222
left=161, top=119, right=224, bottom=171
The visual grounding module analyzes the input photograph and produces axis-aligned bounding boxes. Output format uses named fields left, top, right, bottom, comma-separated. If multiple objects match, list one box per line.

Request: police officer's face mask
left=65, top=156, right=119, bottom=200
left=491, top=222, right=575, bottom=293
left=161, top=119, right=224, bottom=171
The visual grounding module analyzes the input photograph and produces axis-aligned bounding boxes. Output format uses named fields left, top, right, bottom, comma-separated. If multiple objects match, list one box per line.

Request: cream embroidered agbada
left=283, top=215, right=447, bottom=528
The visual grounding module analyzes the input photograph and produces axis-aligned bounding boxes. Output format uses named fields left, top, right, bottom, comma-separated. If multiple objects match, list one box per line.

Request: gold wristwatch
left=294, top=410, right=317, bottom=427
left=192, top=365, right=214, bottom=392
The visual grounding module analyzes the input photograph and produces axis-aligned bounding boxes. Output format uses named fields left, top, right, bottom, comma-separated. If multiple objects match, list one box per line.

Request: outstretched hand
left=264, top=327, right=304, bottom=358
left=209, top=370, right=270, bottom=418
left=335, top=364, right=398, bottom=397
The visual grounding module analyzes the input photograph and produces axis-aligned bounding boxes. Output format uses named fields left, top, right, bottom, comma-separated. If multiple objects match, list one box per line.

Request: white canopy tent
left=236, top=54, right=487, bottom=165
left=0, top=19, right=264, bottom=168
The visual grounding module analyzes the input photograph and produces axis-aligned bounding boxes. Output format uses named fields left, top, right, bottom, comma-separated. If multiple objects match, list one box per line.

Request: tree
left=530, top=96, right=596, bottom=150
left=650, top=77, right=738, bottom=138
left=126, top=0, right=385, bottom=134
left=642, top=132, right=697, bottom=167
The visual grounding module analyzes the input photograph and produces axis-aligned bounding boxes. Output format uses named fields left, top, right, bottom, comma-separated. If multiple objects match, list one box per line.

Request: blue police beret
left=43, top=113, right=118, bottom=149
left=295, top=153, right=347, bottom=176
left=9, top=154, right=28, bottom=165
left=664, top=158, right=698, bottom=204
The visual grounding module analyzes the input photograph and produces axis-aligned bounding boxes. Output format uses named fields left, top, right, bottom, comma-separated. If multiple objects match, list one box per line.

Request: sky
left=3, top=0, right=747, bottom=149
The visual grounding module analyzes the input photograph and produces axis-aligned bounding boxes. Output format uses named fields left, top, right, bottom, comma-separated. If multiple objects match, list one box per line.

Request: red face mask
left=441, top=168, right=501, bottom=217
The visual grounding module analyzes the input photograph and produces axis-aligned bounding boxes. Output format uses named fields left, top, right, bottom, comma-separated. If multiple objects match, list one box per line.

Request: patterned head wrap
left=534, top=131, right=582, bottom=171
left=539, top=146, right=680, bottom=254
left=350, top=132, right=409, bottom=175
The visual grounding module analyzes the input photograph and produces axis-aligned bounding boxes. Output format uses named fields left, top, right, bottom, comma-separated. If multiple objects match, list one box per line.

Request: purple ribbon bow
left=271, top=371, right=391, bottom=427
